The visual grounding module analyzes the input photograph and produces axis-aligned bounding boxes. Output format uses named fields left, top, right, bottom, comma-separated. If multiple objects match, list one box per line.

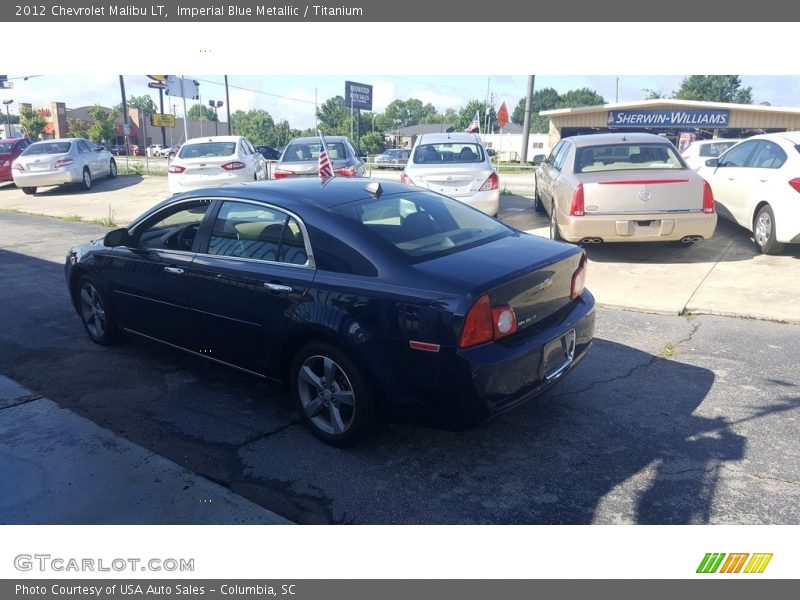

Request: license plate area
left=543, top=329, right=576, bottom=381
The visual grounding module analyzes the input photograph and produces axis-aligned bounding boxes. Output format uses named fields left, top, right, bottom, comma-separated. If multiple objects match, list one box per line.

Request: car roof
left=768, top=131, right=800, bottom=144
left=417, top=133, right=482, bottom=145
left=170, top=178, right=413, bottom=212
left=183, top=136, right=243, bottom=144
left=566, top=132, right=672, bottom=147
left=288, top=136, right=350, bottom=144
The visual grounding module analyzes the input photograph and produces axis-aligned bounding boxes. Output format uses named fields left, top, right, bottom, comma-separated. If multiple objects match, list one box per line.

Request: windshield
left=22, top=142, right=72, bottom=155
left=575, top=143, right=686, bottom=173
left=283, top=141, right=347, bottom=162
left=178, top=142, right=236, bottom=159
left=332, top=190, right=511, bottom=262
left=413, top=142, right=485, bottom=164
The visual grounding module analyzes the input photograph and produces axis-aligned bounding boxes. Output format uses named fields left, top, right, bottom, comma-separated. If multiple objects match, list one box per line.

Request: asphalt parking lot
left=1, top=212, right=799, bottom=524
left=1, top=174, right=798, bottom=323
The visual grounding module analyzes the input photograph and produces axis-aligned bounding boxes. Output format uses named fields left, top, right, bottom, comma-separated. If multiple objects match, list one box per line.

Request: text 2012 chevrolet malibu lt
left=65, top=179, right=595, bottom=445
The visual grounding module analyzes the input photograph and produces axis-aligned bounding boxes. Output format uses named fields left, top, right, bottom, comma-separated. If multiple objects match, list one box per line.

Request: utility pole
left=224, top=75, right=232, bottom=135
left=521, top=75, right=535, bottom=163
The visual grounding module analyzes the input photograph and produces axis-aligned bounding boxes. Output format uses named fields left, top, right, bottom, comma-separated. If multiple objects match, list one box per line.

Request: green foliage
left=383, top=98, right=437, bottom=127
left=230, top=109, right=274, bottom=145
left=113, top=95, right=158, bottom=116
left=87, top=105, right=117, bottom=144
left=643, top=88, right=666, bottom=100
left=187, top=103, right=217, bottom=121
left=67, top=117, right=90, bottom=138
left=512, top=87, right=602, bottom=133
left=359, top=131, right=385, bottom=155
left=19, top=108, right=47, bottom=139
left=316, top=96, right=351, bottom=136
left=673, top=75, right=752, bottom=104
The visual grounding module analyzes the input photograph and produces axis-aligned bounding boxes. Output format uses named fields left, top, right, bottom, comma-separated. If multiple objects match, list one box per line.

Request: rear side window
left=333, top=190, right=511, bottom=262
left=178, top=142, right=236, bottom=159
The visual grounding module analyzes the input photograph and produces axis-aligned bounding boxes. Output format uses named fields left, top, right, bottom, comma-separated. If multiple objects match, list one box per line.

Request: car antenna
left=364, top=181, right=383, bottom=198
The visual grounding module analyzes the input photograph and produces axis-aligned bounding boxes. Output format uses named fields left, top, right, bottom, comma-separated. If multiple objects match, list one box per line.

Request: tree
left=316, top=95, right=351, bottom=136
left=230, top=109, right=275, bottom=145
left=359, top=131, right=385, bottom=155
left=67, top=117, right=90, bottom=138
left=643, top=88, right=666, bottom=100
left=187, top=103, right=217, bottom=121
left=87, top=105, right=117, bottom=145
left=557, top=88, right=605, bottom=109
left=19, top=108, right=47, bottom=140
left=673, top=75, right=753, bottom=104
left=113, top=95, right=158, bottom=116
left=511, top=87, right=561, bottom=133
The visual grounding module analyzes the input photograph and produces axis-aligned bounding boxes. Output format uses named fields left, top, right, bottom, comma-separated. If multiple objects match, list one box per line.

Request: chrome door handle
left=264, top=283, right=292, bottom=293
left=164, top=267, right=184, bottom=274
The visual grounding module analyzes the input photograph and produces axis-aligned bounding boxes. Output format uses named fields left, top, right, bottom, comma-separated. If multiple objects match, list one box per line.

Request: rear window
left=332, top=190, right=511, bottom=263
left=575, top=143, right=685, bottom=173
left=178, top=142, right=236, bottom=159
left=0, top=142, right=16, bottom=152
left=413, top=142, right=485, bottom=164
left=283, top=142, right=347, bottom=161
left=22, top=142, right=72, bottom=155
left=699, top=141, right=738, bottom=157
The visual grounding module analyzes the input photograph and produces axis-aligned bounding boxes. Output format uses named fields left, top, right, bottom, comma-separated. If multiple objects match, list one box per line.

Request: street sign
left=151, top=113, right=177, bottom=128
left=345, top=81, right=373, bottom=111
left=497, top=102, right=509, bottom=129
left=165, top=76, right=200, bottom=100
left=148, top=81, right=167, bottom=90
left=123, top=123, right=131, bottom=135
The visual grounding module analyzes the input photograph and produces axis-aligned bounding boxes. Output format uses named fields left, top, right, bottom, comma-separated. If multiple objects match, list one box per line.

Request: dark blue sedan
left=65, top=179, right=595, bottom=445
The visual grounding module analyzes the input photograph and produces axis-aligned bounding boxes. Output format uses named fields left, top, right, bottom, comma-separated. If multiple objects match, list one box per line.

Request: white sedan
left=698, top=132, right=800, bottom=254
left=167, top=135, right=267, bottom=194
left=12, top=138, right=116, bottom=195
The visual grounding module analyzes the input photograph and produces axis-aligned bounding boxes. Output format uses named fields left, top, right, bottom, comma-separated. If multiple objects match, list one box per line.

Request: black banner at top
left=3, top=0, right=800, bottom=21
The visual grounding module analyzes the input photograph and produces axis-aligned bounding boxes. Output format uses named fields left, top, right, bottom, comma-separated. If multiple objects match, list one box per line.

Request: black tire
left=81, top=167, right=92, bottom=191
left=22, top=187, right=36, bottom=195
left=290, top=341, right=376, bottom=446
left=753, top=205, right=785, bottom=255
left=75, top=275, right=120, bottom=346
left=108, top=159, right=117, bottom=179
left=549, top=203, right=563, bottom=242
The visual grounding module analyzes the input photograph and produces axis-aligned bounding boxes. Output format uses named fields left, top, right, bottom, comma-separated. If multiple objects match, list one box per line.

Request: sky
left=4, top=74, right=800, bottom=131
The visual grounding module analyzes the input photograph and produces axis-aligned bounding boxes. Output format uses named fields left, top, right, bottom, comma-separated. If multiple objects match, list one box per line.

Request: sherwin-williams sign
left=607, top=110, right=730, bottom=127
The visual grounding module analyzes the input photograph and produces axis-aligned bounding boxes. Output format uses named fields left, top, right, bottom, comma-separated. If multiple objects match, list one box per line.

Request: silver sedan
left=12, top=138, right=117, bottom=195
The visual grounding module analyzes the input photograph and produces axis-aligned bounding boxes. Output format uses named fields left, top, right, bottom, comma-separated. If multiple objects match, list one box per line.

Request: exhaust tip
left=681, top=236, right=704, bottom=244
left=580, top=237, right=603, bottom=244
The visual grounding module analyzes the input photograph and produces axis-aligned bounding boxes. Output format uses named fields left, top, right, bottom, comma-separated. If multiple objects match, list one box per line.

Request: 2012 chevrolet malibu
left=65, top=179, right=595, bottom=445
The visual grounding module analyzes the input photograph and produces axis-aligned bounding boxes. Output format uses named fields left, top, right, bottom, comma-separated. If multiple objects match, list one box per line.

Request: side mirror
left=531, top=154, right=546, bottom=165
left=705, top=158, right=719, bottom=168
left=104, top=227, right=130, bottom=247
left=98, top=146, right=106, bottom=151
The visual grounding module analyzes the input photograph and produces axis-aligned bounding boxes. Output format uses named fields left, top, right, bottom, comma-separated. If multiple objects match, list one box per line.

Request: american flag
left=464, top=110, right=480, bottom=133
left=318, top=132, right=333, bottom=179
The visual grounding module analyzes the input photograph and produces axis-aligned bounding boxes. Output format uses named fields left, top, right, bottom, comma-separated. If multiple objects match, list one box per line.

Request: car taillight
left=570, top=183, right=585, bottom=216
left=13, top=162, right=23, bottom=172
left=221, top=161, right=245, bottom=171
left=789, top=178, right=800, bottom=193
left=702, top=181, right=715, bottom=214
left=459, top=294, right=518, bottom=349
left=334, top=166, right=357, bottom=177
left=570, top=253, right=588, bottom=301
left=400, top=172, right=414, bottom=185
left=273, top=169, right=295, bottom=179
left=54, top=158, right=74, bottom=168
left=480, top=171, right=500, bottom=191
left=168, top=165, right=186, bottom=174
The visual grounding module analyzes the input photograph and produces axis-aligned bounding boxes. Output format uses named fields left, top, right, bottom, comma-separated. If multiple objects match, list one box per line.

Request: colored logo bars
left=696, top=553, right=773, bottom=574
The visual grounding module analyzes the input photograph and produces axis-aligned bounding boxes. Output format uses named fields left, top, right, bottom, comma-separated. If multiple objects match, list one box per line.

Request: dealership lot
left=1, top=176, right=798, bottom=323
left=1, top=211, right=799, bottom=524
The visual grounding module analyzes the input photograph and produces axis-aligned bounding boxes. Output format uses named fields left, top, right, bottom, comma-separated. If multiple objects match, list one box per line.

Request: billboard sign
left=345, top=81, right=373, bottom=111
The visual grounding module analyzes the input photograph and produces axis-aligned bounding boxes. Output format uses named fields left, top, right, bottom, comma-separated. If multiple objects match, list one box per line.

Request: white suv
left=401, top=133, right=500, bottom=216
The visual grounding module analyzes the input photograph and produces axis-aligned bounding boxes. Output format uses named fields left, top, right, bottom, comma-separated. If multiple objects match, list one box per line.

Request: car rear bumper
left=12, top=166, right=83, bottom=187
left=380, top=290, right=596, bottom=429
left=558, top=211, right=717, bottom=243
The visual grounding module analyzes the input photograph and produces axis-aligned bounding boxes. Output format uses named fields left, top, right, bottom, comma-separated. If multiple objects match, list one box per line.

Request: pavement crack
left=0, top=394, right=43, bottom=411
left=549, top=355, right=659, bottom=400
left=682, top=233, right=742, bottom=314
left=238, top=420, right=303, bottom=447
left=663, top=463, right=800, bottom=486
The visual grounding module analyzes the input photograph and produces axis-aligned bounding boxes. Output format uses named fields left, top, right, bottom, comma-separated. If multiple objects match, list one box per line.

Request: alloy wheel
left=297, top=355, right=356, bottom=436
left=755, top=212, right=772, bottom=247
left=79, top=282, right=106, bottom=339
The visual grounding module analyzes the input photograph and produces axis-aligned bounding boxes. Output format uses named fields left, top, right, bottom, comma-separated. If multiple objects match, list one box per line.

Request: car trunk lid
left=16, top=153, right=69, bottom=172
left=410, top=165, right=493, bottom=198
left=577, top=169, right=704, bottom=214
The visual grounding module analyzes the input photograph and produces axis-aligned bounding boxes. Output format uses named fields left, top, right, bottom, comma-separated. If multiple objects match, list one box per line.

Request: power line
left=190, top=76, right=317, bottom=106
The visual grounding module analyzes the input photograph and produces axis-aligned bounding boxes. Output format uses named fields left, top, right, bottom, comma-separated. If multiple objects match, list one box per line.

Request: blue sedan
left=65, top=179, right=595, bottom=445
